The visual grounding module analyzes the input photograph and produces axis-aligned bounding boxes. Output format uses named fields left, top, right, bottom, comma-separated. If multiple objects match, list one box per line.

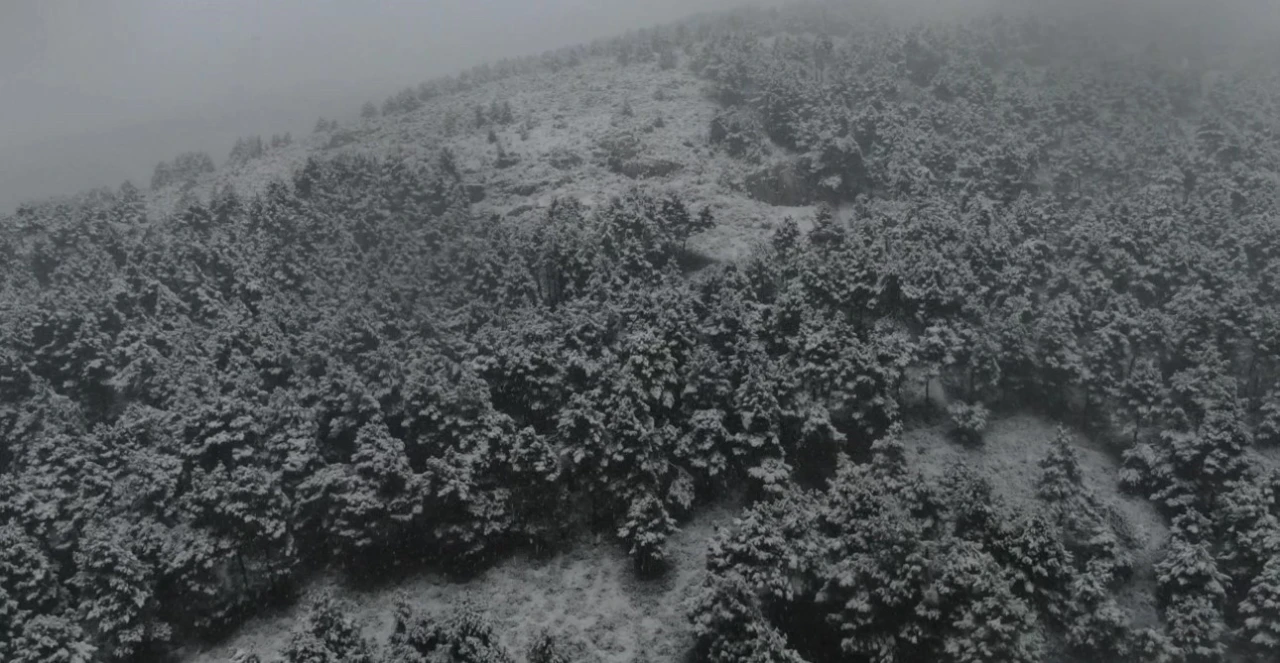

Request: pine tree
left=1039, top=427, right=1084, bottom=503
left=1259, top=391, right=1280, bottom=446
left=1155, top=538, right=1228, bottom=663
left=1240, top=551, right=1280, bottom=655
left=71, top=522, right=165, bottom=660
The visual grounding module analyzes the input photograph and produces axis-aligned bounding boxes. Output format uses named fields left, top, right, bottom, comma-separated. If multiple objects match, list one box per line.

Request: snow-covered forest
left=3, top=2, right=1280, bottom=662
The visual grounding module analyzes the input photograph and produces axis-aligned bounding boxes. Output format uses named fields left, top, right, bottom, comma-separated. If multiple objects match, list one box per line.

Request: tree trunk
left=237, top=550, right=250, bottom=591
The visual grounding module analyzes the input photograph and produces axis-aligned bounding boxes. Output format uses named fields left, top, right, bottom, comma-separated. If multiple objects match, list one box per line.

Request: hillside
left=4, top=2, right=1280, bottom=663
left=147, top=47, right=802, bottom=265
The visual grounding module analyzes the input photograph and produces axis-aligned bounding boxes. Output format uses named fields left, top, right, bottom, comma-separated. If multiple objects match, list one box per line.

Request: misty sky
left=0, top=0, right=765, bottom=211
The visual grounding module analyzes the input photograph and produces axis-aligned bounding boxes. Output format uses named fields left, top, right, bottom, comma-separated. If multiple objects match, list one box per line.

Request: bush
left=743, top=160, right=813, bottom=206
left=548, top=148, right=584, bottom=170
left=281, top=595, right=374, bottom=663
left=325, top=129, right=361, bottom=150
left=386, top=603, right=514, bottom=663
left=948, top=401, right=990, bottom=445
left=709, top=108, right=766, bottom=162
left=596, top=130, right=642, bottom=174
left=495, top=143, right=519, bottom=169
left=527, top=630, right=572, bottom=663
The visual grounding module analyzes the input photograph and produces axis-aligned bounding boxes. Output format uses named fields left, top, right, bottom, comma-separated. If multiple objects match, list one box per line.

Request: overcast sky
left=0, top=0, right=769, bottom=211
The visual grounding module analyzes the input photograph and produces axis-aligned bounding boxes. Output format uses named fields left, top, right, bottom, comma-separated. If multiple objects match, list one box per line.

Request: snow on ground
left=901, top=413, right=1169, bottom=629
left=148, top=54, right=808, bottom=262
left=182, top=504, right=739, bottom=663
left=400, top=56, right=801, bottom=262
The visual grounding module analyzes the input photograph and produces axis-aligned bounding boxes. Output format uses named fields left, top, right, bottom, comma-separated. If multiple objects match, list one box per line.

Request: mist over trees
left=150, top=152, right=216, bottom=190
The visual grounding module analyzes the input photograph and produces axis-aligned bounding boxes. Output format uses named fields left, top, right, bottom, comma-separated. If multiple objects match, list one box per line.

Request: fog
left=0, top=0, right=769, bottom=212
left=1, top=0, right=1276, bottom=213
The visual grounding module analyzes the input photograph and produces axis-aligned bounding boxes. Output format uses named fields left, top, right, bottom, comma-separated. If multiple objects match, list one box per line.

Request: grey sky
left=0, top=0, right=766, bottom=211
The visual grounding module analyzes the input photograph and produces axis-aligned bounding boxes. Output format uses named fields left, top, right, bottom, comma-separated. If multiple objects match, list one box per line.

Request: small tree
left=497, top=100, right=515, bottom=125
left=1240, top=553, right=1280, bottom=655
left=1154, top=538, right=1228, bottom=663
left=617, top=490, right=677, bottom=573
left=948, top=401, right=990, bottom=445
left=228, top=136, right=264, bottom=165
left=527, top=630, right=572, bottom=663
left=361, top=101, right=378, bottom=119
left=150, top=161, right=171, bottom=189
left=1258, top=391, right=1280, bottom=446
left=1039, top=426, right=1078, bottom=488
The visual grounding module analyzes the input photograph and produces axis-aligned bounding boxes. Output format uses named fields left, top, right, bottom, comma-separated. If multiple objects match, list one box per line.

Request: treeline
left=149, top=133, right=295, bottom=193
left=346, top=5, right=720, bottom=125
left=150, top=152, right=215, bottom=191
left=227, top=133, right=291, bottom=166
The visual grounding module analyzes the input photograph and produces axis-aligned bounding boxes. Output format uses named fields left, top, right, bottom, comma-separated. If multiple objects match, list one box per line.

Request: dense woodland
left=4, top=2, right=1280, bottom=662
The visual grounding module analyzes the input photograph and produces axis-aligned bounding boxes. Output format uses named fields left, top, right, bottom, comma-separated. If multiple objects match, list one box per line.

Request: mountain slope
left=5, top=2, right=1280, bottom=663
left=150, top=49, right=803, bottom=265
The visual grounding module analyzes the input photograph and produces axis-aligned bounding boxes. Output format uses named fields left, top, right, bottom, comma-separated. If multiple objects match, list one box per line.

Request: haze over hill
left=0, top=0, right=773, bottom=213
left=4, top=0, right=1279, bottom=213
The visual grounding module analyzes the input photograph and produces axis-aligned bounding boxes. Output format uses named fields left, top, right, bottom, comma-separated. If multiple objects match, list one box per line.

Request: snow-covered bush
left=281, top=594, right=375, bottom=663
left=948, top=401, right=990, bottom=445
left=386, top=603, right=514, bottom=663
left=709, top=108, right=767, bottom=162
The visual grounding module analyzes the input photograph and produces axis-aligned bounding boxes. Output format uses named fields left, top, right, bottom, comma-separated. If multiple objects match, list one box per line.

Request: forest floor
left=182, top=504, right=740, bottom=663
